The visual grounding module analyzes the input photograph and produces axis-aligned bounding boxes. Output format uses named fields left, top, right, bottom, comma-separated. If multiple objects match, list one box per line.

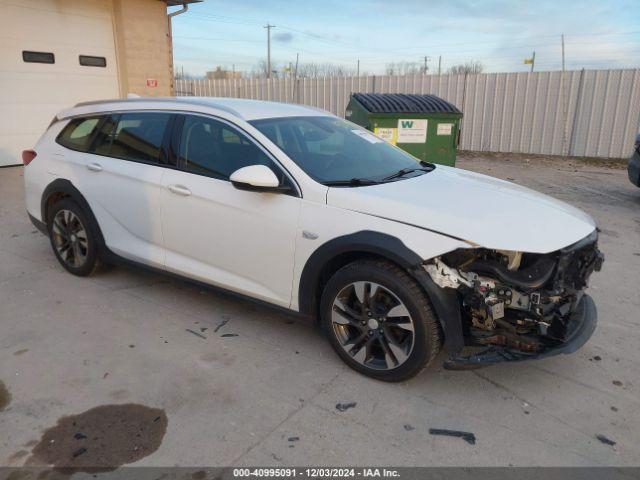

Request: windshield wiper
left=323, top=177, right=381, bottom=187
left=381, top=163, right=435, bottom=182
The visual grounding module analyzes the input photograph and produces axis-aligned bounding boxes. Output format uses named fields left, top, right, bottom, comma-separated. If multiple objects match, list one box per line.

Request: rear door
left=65, top=112, right=172, bottom=267
left=160, top=113, right=301, bottom=307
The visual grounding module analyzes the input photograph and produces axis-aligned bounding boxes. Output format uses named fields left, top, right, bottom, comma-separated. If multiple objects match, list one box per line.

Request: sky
left=170, top=0, right=640, bottom=77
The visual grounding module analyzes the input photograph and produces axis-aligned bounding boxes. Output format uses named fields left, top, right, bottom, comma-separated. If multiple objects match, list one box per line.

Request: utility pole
left=357, top=59, right=360, bottom=77
left=423, top=56, right=430, bottom=75
left=560, top=34, right=568, bottom=155
left=530, top=50, right=536, bottom=73
left=291, top=53, right=299, bottom=102
left=264, top=24, right=275, bottom=78
left=438, top=56, right=442, bottom=75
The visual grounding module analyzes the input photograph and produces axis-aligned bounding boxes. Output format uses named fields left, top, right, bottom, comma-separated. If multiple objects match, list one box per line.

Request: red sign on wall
left=146, top=78, right=158, bottom=88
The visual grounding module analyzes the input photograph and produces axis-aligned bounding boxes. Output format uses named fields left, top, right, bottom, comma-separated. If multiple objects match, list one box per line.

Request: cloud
left=273, top=32, right=294, bottom=43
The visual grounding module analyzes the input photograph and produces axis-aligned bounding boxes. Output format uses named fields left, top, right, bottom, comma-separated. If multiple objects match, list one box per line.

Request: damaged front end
left=424, top=230, right=604, bottom=369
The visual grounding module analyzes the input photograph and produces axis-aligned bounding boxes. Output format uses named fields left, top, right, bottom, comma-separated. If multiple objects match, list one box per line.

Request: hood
left=326, top=165, right=596, bottom=254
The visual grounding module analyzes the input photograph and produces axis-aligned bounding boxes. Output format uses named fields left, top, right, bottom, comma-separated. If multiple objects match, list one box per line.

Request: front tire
left=320, top=259, right=441, bottom=382
left=47, top=198, right=101, bottom=276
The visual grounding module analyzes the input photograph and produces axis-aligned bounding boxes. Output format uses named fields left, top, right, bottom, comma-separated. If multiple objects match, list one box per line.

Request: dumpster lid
left=352, top=93, right=462, bottom=115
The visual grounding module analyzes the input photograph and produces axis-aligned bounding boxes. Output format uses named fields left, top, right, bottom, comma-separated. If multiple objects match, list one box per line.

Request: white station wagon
left=23, top=97, right=603, bottom=381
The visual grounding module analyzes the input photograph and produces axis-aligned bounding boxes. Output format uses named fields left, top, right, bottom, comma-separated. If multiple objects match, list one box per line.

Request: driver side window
left=177, top=115, right=277, bottom=181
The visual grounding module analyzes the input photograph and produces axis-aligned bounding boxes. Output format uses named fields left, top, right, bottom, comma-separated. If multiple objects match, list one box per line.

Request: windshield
left=249, top=116, right=433, bottom=185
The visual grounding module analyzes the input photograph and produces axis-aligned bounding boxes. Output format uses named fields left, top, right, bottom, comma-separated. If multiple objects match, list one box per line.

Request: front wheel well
left=297, top=232, right=426, bottom=320
left=316, top=251, right=392, bottom=310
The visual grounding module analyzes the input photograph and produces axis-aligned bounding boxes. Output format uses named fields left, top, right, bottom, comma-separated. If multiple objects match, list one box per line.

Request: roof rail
left=70, top=97, right=244, bottom=119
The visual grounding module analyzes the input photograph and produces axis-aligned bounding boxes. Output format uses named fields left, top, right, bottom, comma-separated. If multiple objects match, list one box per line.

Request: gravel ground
left=0, top=154, right=639, bottom=469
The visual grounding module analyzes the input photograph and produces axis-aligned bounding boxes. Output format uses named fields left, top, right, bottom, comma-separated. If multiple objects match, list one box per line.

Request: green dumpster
left=345, top=93, right=462, bottom=166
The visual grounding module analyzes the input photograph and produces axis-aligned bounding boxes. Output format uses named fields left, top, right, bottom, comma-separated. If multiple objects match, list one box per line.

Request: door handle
left=87, top=162, right=102, bottom=172
left=168, top=184, right=192, bottom=196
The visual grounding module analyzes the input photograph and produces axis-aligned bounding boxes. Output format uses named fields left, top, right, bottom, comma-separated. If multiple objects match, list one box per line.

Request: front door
left=160, top=114, right=301, bottom=307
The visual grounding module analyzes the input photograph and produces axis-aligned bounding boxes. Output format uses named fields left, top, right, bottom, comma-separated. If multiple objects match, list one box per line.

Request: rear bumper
left=629, top=151, right=640, bottom=187
left=444, top=294, right=597, bottom=369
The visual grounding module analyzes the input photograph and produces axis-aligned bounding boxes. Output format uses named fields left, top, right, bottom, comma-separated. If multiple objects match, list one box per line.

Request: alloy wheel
left=52, top=209, right=89, bottom=268
left=331, top=281, right=415, bottom=370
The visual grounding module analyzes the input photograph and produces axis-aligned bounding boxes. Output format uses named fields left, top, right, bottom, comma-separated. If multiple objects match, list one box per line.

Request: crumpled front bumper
left=443, top=294, right=597, bottom=370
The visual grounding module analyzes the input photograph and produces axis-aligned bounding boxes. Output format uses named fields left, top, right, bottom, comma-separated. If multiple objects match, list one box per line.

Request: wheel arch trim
left=297, top=230, right=464, bottom=356
left=40, top=178, right=107, bottom=253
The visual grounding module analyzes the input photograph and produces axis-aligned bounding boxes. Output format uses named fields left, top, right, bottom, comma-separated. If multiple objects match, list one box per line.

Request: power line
left=182, top=11, right=640, bottom=61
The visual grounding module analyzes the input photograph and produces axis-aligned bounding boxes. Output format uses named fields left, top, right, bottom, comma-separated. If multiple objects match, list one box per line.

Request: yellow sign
left=374, top=127, right=397, bottom=145
left=524, top=58, right=534, bottom=65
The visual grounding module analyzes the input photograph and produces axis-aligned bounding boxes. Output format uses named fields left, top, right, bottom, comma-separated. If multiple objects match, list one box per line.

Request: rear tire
left=47, top=198, right=102, bottom=277
left=320, top=259, right=441, bottom=382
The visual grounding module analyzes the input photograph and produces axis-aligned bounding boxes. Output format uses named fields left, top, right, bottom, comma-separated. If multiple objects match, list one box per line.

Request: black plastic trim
left=103, top=247, right=305, bottom=321
left=230, top=180, right=293, bottom=194
left=298, top=231, right=421, bottom=317
left=28, top=212, right=47, bottom=235
left=39, top=179, right=107, bottom=254
left=410, top=267, right=465, bottom=356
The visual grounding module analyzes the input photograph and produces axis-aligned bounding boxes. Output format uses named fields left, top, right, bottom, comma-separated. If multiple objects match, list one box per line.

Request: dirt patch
left=0, top=380, right=11, bottom=411
left=28, top=403, right=167, bottom=473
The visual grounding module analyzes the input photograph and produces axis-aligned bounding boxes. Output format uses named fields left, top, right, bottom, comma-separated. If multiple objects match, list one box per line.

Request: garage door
left=0, top=0, right=120, bottom=166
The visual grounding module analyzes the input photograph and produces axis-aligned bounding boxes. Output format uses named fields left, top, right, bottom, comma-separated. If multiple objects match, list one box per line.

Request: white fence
left=175, top=69, right=640, bottom=159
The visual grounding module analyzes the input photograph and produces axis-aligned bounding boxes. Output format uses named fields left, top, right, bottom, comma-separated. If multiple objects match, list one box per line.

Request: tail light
left=22, top=149, right=37, bottom=166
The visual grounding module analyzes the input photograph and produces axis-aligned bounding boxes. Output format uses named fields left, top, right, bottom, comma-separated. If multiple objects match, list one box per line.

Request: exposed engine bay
left=424, top=231, right=604, bottom=358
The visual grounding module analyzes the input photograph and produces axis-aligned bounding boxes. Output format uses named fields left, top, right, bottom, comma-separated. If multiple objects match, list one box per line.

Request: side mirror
left=229, top=165, right=291, bottom=193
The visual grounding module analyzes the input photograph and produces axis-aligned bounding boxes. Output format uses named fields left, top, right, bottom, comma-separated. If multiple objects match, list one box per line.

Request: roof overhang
left=162, top=0, right=202, bottom=6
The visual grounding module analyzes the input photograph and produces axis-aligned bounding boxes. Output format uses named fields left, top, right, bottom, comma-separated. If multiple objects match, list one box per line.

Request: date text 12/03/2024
left=232, top=468, right=401, bottom=478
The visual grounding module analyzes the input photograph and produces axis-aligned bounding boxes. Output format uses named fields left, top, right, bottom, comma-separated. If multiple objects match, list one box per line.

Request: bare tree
left=250, top=59, right=281, bottom=78
left=385, top=61, right=422, bottom=76
left=296, top=62, right=356, bottom=77
left=447, top=61, right=484, bottom=75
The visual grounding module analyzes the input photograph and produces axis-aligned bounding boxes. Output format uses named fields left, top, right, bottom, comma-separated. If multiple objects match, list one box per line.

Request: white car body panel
left=327, top=165, right=596, bottom=254
left=24, top=97, right=598, bottom=314
left=160, top=169, right=301, bottom=307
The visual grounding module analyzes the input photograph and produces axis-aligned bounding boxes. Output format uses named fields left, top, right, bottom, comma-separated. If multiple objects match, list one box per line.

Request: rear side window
left=91, top=112, right=171, bottom=164
left=56, top=117, right=102, bottom=152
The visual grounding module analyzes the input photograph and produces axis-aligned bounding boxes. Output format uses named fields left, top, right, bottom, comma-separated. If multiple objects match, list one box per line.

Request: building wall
left=112, top=0, right=173, bottom=97
left=206, top=67, right=243, bottom=80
